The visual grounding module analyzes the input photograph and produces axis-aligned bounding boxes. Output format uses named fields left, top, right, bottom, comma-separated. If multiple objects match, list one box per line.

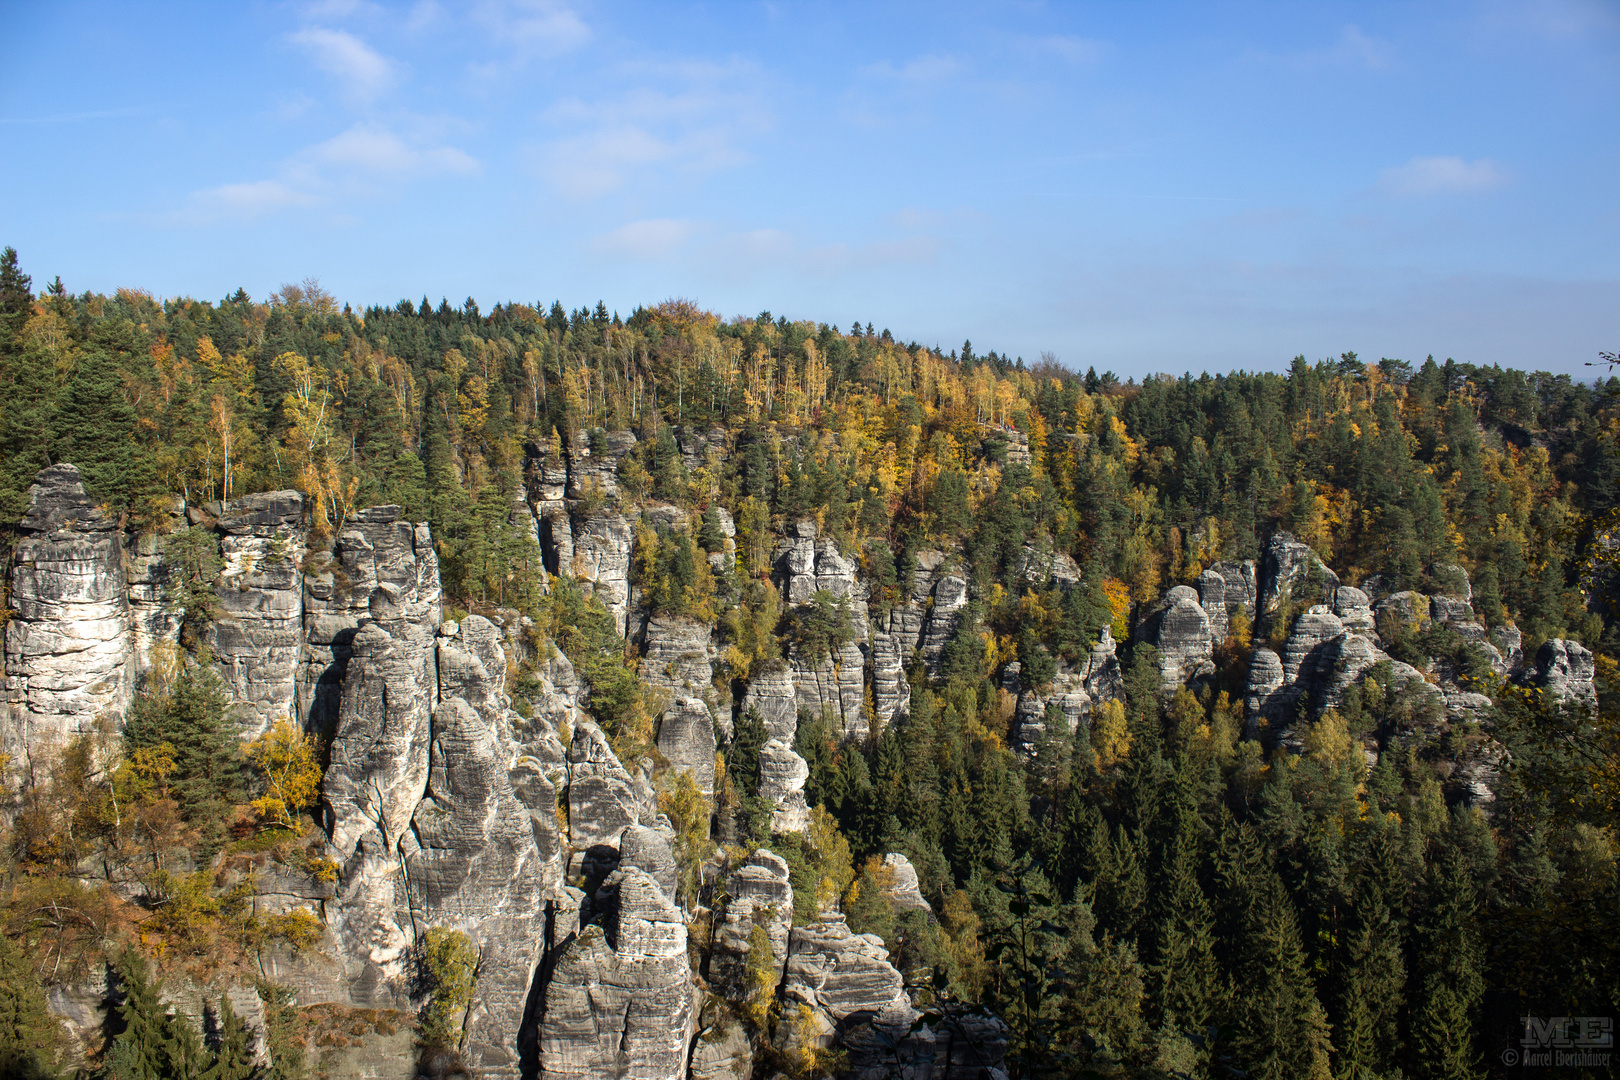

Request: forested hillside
left=0, top=245, right=1615, bottom=1080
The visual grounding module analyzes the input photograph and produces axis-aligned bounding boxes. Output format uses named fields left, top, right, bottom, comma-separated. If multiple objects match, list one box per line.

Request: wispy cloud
left=1269, top=24, right=1396, bottom=70
left=1378, top=155, right=1508, bottom=196
left=474, top=0, right=590, bottom=61
left=591, top=218, right=696, bottom=259
left=176, top=180, right=319, bottom=224
left=537, top=60, right=772, bottom=199
left=289, top=26, right=399, bottom=102
left=1021, top=35, right=1107, bottom=65
left=309, top=125, right=480, bottom=175
left=860, top=54, right=962, bottom=83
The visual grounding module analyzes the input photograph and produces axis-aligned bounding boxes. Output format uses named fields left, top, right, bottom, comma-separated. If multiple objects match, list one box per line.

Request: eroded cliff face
left=6, top=446, right=1592, bottom=1079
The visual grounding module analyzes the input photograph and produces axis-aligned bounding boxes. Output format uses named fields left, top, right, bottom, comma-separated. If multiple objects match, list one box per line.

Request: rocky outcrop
left=125, top=496, right=185, bottom=676
left=791, top=640, right=867, bottom=741
left=712, top=849, right=794, bottom=998
left=741, top=663, right=798, bottom=743
left=1334, top=586, right=1377, bottom=636
left=209, top=491, right=305, bottom=738
left=569, top=511, right=634, bottom=637
left=618, top=824, right=679, bottom=903
left=640, top=614, right=714, bottom=701
left=1280, top=609, right=1345, bottom=685
left=778, top=915, right=910, bottom=1061
left=869, top=628, right=911, bottom=730
left=539, top=866, right=693, bottom=1079
left=567, top=721, right=651, bottom=848
left=300, top=507, right=440, bottom=738
left=1149, top=586, right=1213, bottom=690
left=758, top=738, right=811, bottom=834
left=1260, top=532, right=1339, bottom=629
left=3, top=464, right=131, bottom=756
left=1532, top=638, right=1597, bottom=713
left=657, top=694, right=716, bottom=795
left=1245, top=647, right=1285, bottom=734
left=880, top=853, right=931, bottom=915
left=919, top=575, right=970, bottom=672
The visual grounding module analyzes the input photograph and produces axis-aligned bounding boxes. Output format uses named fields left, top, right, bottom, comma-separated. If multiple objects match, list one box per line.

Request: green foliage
left=784, top=590, right=855, bottom=663
left=0, top=935, right=67, bottom=1078
left=123, top=659, right=244, bottom=840
left=416, top=927, right=479, bottom=1051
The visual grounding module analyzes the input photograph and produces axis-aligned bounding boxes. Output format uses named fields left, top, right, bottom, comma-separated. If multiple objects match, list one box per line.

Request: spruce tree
left=1226, top=872, right=1334, bottom=1080
left=0, top=936, right=65, bottom=1078
left=201, top=995, right=255, bottom=1080
left=1408, top=829, right=1484, bottom=1080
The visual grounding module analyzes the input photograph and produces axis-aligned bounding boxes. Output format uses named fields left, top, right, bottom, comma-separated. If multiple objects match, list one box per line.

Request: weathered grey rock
left=880, top=853, right=931, bottom=914
left=1210, top=559, right=1258, bottom=616
left=1260, top=532, right=1339, bottom=625
left=618, top=823, right=679, bottom=903
left=1012, top=671, right=1090, bottom=755
left=779, top=915, right=909, bottom=1057
left=300, top=509, right=440, bottom=736
left=1281, top=610, right=1345, bottom=685
left=1445, top=690, right=1495, bottom=725
left=1151, top=591, right=1213, bottom=690
left=1245, top=647, right=1285, bottom=732
left=791, top=640, right=867, bottom=741
left=688, top=1020, right=752, bottom=1080
left=125, top=496, right=186, bottom=677
left=569, top=511, right=634, bottom=637
left=210, top=526, right=306, bottom=739
left=1533, top=638, right=1597, bottom=713
left=1334, top=586, right=1377, bottom=635
left=1017, top=545, right=1082, bottom=589
left=869, top=630, right=911, bottom=730
left=565, top=428, right=638, bottom=503
left=539, top=866, right=693, bottom=1080
left=407, top=693, right=563, bottom=1074
left=1492, top=624, right=1525, bottom=673
left=657, top=694, right=716, bottom=795
left=1314, top=632, right=1385, bottom=712
left=1376, top=591, right=1432, bottom=636
left=4, top=464, right=131, bottom=755
left=1197, top=569, right=1229, bottom=642
left=641, top=614, right=713, bottom=699
left=1078, top=626, right=1124, bottom=704
left=758, top=738, right=811, bottom=835
left=713, top=849, right=794, bottom=998
left=324, top=620, right=436, bottom=860
left=567, top=721, right=649, bottom=847
left=919, top=575, right=969, bottom=672
left=742, top=663, right=798, bottom=743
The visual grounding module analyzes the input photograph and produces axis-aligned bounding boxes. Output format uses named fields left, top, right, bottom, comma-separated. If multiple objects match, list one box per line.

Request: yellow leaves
left=1302, top=709, right=1360, bottom=776
left=1090, top=699, right=1131, bottom=770
left=1102, top=578, right=1132, bottom=642
left=244, top=721, right=323, bottom=831
left=807, top=805, right=854, bottom=914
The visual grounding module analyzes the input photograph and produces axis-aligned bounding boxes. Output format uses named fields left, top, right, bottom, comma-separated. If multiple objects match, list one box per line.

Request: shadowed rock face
left=741, top=663, right=797, bottom=743
left=778, top=915, right=909, bottom=1060
left=4, top=464, right=130, bottom=755
left=792, top=640, right=867, bottom=741
left=539, top=867, right=693, bottom=1080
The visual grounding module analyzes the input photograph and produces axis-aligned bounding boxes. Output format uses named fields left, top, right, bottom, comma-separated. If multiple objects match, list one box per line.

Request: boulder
left=880, top=853, right=931, bottom=914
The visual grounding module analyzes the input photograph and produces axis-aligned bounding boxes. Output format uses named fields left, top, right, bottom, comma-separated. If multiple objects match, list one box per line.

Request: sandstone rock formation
left=3, top=464, right=131, bottom=756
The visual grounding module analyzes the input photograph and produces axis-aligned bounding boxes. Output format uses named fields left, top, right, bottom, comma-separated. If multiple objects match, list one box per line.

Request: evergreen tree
left=0, top=936, right=65, bottom=1078
left=124, top=660, right=244, bottom=831
left=1226, top=872, right=1334, bottom=1080
left=201, top=994, right=255, bottom=1080
left=1408, top=828, right=1484, bottom=1080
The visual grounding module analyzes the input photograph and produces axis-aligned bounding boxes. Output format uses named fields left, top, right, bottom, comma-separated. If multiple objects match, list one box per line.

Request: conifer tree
left=1408, top=828, right=1484, bottom=1080
left=0, top=935, right=65, bottom=1078
left=1226, top=872, right=1334, bottom=1080
left=201, top=995, right=255, bottom=1080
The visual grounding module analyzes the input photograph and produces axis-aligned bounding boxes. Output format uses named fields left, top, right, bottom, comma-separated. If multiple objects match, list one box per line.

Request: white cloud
left=1272, top=24, right=1396, bottom=70
left=591, top=218, right=696, bottom=259
left=475, top=0, right=591, bottom=59
left=1378, top=155, right=1508, bottom=196
left=309, top=125, right=480, bottom=175
left=176, top=180, right=318, bottom=223
left=289, top=26, right=398, bottom=102
left=536, top=60, right=772, bottom=200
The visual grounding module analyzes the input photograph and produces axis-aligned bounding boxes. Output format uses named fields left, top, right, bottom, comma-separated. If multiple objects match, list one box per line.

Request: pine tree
left=201, top=995, right=255, bottom=1080
left=124, top=660, right=244, bottom=830
left=1408, top=829, right=1484, bottom=1080
left=1147, top=826, right=1218, bottom=1039
left=1226, top=872, right=1334, bottom=1080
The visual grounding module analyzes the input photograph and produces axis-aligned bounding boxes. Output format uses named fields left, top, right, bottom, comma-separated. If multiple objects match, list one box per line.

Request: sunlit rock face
left=208, top=490, right=306, bottom=739
left=3, top=464, right=131, bottom=757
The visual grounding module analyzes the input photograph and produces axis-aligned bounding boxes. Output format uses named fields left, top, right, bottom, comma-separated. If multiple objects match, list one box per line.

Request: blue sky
left=3, top=1, right=1616, bottom=378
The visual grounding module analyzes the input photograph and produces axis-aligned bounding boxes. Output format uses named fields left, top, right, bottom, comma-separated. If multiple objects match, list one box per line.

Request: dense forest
left=0, top=244, right=1615, bottom=1080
